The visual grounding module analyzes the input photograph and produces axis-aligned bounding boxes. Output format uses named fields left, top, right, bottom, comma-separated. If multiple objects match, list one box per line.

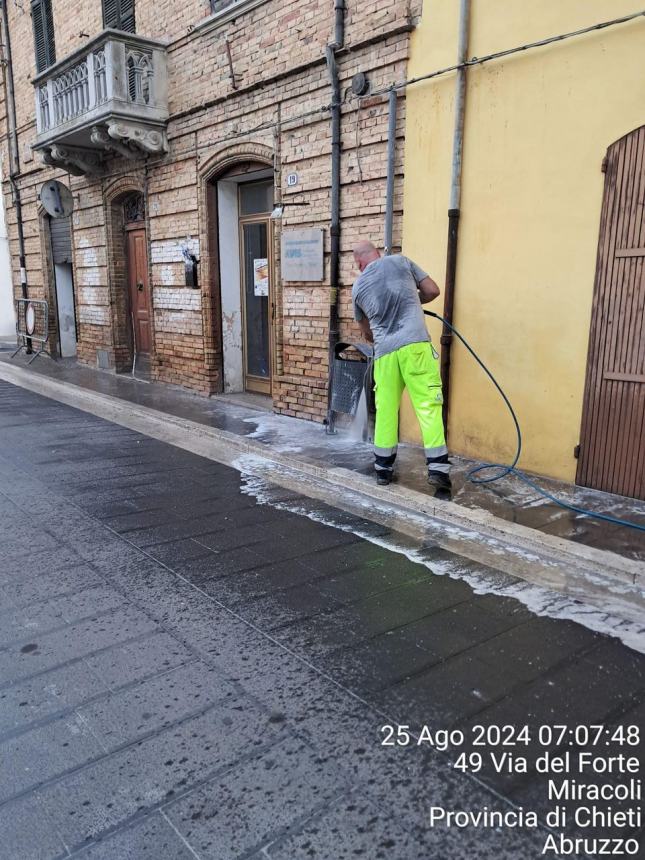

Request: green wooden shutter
left=119, top=0, right=135, bottom=32
left=102, top=0, right=119, bottom=28
left=103, top=0, right=136, bottom=32
left=31, top=0, right=56, bottom=73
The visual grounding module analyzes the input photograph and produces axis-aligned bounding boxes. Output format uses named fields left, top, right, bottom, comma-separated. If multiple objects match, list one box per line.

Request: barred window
left=103, top=0, right=136, bottom=33
left=31, top=0, right=56, bottom=74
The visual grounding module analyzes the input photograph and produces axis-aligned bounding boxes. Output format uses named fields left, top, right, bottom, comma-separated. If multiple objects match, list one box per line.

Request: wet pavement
left=2, top=351, right=644, bottom=563
left=1, top=379, right=644, bottom=859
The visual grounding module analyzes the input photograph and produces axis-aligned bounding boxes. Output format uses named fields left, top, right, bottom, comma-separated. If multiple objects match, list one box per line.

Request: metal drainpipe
left=0, top=0, right=31, bottom=350
left=324, top=0, right=344, bottom=432
left=384, top=87, right=397, bottom=255
left=333, top=0, right=345, bottom=49
left=440, top=0, right=471, bottom=430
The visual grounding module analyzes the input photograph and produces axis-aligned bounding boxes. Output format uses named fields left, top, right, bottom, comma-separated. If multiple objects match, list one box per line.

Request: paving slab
left=165, top=735, right=349, bottom=858
left=0, top=605, right=159, bottom=688
left=77, top=661, right=237, bottom=749
left=0, top=585, right=127, bottom=649
left=0, top=710, right=102, bottom=803
left=0, top=564, right=102, bottom=610
left=38, top=701, right=284, bottom=852
left=0, top=631, right=193, bottom=737
left=71, top=812, right=197, bottom=859
left=0, top=793, right=68, bottom=860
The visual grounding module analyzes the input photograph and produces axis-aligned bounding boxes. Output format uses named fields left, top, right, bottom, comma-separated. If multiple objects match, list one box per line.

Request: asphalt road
left=0, top=381, right=643, bottom=859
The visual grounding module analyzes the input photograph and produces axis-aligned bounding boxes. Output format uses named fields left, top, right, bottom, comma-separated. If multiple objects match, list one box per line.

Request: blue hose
left=424, top=310, right=645, bottom=533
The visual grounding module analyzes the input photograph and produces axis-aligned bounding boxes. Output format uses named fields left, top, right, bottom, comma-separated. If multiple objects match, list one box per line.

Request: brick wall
left=0, top=0, right=418, bottom=421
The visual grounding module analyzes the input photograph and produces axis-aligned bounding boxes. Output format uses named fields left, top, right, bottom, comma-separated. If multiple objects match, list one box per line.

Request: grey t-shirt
left=352, top=255, right=431, bottom=359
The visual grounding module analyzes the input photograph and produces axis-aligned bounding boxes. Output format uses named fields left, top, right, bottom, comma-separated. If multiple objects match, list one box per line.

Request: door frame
left=124, top=220, right=152, bottom=357
left=238, top=211, right=274, bottom=395
left=45, top=213, right=78, bottom=358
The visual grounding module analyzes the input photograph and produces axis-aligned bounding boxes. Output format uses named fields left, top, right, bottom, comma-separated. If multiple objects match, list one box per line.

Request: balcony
left=32, top=29, right=168, bottom=176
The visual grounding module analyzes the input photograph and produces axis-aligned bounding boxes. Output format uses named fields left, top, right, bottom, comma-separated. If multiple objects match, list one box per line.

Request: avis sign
left=281, top=228, right=324, bottom=282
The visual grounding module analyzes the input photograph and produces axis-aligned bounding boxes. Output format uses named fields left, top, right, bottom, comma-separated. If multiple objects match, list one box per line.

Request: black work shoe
left=427, top=470, right=452, bottom=491
left=376, top=472, right=392, bottom=486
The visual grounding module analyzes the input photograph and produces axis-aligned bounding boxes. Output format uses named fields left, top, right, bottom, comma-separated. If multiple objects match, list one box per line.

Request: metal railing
left=34, top=30, right=166, bottom=138
left=12, top=299, right=52, bottom=364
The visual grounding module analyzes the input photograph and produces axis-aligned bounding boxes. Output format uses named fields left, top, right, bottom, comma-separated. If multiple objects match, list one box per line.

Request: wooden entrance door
left=577, top=127, right=645, bottom=500
left=238, top=179, right=273, bottom=394
left=240, top=218, right=272, bottom=393
left=126, top=226, right=151, bottom=355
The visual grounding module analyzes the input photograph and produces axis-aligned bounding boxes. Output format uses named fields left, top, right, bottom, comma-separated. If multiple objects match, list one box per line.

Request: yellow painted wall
left=401, top=0, right=645, bottom=481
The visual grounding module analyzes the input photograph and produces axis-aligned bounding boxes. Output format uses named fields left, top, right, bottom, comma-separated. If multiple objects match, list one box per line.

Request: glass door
left=240, top=218, right=272, bottom=393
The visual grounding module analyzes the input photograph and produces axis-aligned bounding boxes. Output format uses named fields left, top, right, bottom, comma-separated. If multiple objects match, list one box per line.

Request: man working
left=352, top=241, right=450, bottom=491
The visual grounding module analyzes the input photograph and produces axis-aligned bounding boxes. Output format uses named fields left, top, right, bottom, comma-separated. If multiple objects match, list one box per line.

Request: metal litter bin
left=329, top=341, right=374, bottom=425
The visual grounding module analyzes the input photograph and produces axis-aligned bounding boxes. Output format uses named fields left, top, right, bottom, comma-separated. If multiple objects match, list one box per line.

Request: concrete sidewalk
left=1, top=352, right=643, bottom=619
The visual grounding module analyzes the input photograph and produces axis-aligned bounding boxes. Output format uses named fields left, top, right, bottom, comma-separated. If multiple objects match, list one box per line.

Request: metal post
left=325, top=0, right=346, bottom=432
left=449, top=0, right=470, bottom=213
left=1, top=1, right=31, bottom=351
left=325, top=44, right=342, bottom=433
left=440, top=0, right=471, bottom=429
left=384, top=87, right=397, bottom=255
left=332, top=0, right=345, bottom=48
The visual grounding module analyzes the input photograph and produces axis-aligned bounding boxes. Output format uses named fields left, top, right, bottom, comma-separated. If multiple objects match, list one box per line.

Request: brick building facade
left=0, top=0, right=422, bottom=421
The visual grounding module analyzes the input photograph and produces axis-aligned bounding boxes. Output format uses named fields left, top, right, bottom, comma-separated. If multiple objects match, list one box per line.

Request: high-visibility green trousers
left=373, top=341, right=449, bottom=476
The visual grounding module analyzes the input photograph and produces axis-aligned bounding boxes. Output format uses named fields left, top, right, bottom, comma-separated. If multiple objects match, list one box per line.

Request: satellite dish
left=39, top=180, right=74, bottom=218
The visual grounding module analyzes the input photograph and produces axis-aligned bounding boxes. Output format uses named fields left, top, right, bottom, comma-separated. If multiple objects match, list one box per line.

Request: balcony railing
left=32, top=29, right=168, bottom=175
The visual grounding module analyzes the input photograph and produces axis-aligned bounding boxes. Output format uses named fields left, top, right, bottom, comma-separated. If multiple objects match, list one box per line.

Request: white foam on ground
left=242, top=412, right=371, bottom=456
left=232, top=454, right=645, bottom=655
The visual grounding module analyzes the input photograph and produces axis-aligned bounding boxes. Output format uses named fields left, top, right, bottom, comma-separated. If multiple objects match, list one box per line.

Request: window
left=210, top=0, right=243, bottom=13
left=103, top=0, right=136, bottom=33
left=31, top=0, right=56, bottom=74
left=122, top=192, right=145, bottom=224
left=239, top=180, right=273, bottom=216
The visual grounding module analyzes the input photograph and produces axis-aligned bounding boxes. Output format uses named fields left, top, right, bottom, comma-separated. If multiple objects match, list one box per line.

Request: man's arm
left=352, top=282, right=373, bottom=343
left=407, top=258, right=440, bottom=304
left=358, top=315, right=373, bottom=343
left=418, top=275, right=440, bottom=304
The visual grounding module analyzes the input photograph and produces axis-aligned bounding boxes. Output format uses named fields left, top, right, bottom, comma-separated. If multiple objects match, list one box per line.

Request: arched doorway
left=106, top=188, right=152, bottom=374
left=123, top=192, right=151, bottom=364
left=577, top=126, right=645, bottom=500
left=206, top=156, right=276, bottom=396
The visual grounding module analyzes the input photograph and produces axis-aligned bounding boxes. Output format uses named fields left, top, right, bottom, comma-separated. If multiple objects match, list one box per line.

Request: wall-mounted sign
left=286, top=173, right=299, bottom=187
left=39, top=180, right=74, bottom=218
left=281, top=229, right=324, bottom=282
left=253, top=258, right=269, bottom=296
left=25, top=302, right=36, bottom=335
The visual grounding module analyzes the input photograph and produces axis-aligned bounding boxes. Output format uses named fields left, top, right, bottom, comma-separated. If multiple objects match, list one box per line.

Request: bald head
left=353, top=241, right=381, bottom=272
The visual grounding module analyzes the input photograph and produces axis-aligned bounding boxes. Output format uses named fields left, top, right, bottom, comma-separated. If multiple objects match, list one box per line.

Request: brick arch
left=104, top=174, right=145, bottom=203
left=198, top=141, right=278, bottom=393
left=103, top=175, right=152, bottom=371
left=199, top=142, right=274, bottom=182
